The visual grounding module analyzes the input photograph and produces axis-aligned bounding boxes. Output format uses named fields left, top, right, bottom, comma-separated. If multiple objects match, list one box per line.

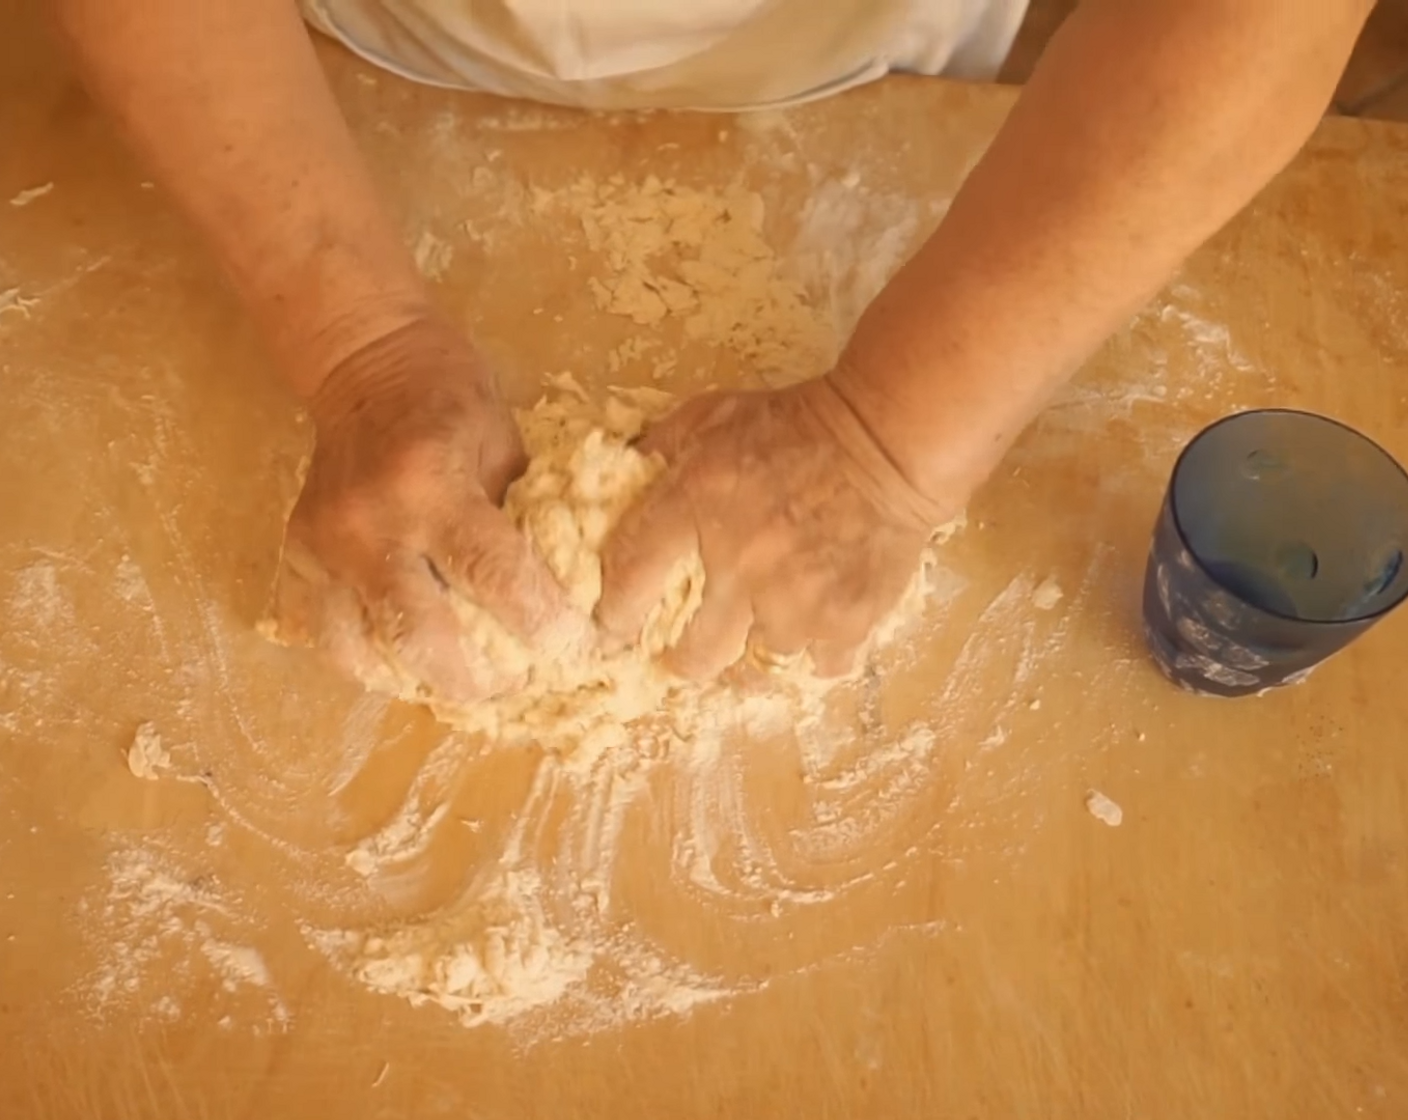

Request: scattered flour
left=345, top=798, right=451, bottom=877
left=475, top=107, right=582, bottom=131
left=0, top=287, right=38, bottom=320
left=201, top=941, right=276, bottom=993
left=7, top=561, right=64, bottom=626
left=112, top=554, right=149, bottom=604
left=1031, top=577, right=1064, bottom=611
left=331, top=870, right=596, bottom=1025
left=412, top=229, right=455, bottom=280
left=788, top=178, right=936, bottom=337
left=78, top=845, right=289, bottom=1027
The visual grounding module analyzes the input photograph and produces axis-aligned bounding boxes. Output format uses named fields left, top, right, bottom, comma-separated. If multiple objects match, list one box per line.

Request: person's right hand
left=269, top=316, right=586, bottom=703
left=595, top=376, right=957, bottom=682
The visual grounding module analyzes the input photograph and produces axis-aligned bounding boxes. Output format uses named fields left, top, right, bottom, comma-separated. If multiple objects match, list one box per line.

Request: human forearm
left=835, top=0, right=1372, bottom=505
left=51, top=0, right=430, bottom=397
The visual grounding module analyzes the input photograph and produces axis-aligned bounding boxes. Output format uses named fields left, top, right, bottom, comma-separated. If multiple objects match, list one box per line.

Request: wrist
left=825, top=353, right=1001, bottom=518
left=268, top=287, right=436, bottom=402
left=799, top=376, right=954, bottom=532
left=287, top=294, right=433, bottom=397
left=240, top=228, right=436, bottom=401
left=308, top=315, right=488, bottom=435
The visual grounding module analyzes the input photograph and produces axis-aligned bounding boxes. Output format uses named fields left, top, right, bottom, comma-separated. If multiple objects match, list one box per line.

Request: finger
left=477, top=411, right=529, bottom=505
left=271, top=539, right=406, bottom=691
left=269, top=538, right=330, bottom=649
left=807, top=597, right=885, bottom=679
left=663, top=577, right=754, bottom=680
left=434, top=502, right=590, bottom=655
left=635, top=392, right=735, bottom=464
left=364, top=554, right=510, bottom=705
left=597, top=476, right=700, bottom=641
left=753, top=566, right=873, bottom=679
left=322, top=582, right=406, bottom=691
left=749, top=565, right=832, bottom=657
left=810, top=638, right=863, bottom=679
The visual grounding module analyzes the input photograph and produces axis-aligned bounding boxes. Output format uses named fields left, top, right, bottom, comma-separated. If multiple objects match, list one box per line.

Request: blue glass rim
left=1166, top=408, right=1408, bottom=628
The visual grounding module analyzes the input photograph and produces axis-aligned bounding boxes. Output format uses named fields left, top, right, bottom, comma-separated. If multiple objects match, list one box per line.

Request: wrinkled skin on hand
left=597, top=376, right=955, bottom=680
left=271, top=317, right=585, bottom=702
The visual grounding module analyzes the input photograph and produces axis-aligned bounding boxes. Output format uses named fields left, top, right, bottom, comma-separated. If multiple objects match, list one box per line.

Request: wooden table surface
left=4, top=7, right=1408, bottom=1118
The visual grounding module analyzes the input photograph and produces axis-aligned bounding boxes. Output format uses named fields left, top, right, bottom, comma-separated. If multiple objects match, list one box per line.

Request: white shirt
left=299, top=0, right=1028, bottom=110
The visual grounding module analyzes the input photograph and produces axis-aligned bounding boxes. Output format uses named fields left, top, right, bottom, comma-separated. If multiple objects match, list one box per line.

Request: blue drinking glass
left=1142, top=410, right=1408, bottom=696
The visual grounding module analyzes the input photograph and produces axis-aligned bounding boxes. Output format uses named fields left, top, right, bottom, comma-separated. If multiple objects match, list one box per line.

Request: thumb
left=635, top=391, right=736, bottom=464
left=597, top=475, right=700, bottom=641
left=477, top=411, right=530, bottom=506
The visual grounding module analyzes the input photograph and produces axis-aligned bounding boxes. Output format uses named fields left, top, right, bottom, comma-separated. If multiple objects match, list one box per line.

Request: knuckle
left=455, top=529, right=544, bottom=625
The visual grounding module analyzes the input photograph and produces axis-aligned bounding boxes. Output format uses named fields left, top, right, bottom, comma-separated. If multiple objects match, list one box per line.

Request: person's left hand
left=596, top=375, right=962, bottom=679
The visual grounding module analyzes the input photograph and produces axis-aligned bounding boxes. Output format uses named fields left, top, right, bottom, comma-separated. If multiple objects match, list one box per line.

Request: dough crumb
left=411, top=229, right=455, bottom=280
left=932, top=509, right=967, bottom=545
left=9, top=182, right=54, bottom=207
left=0, top=287, right=39, bottom=320
left=1032, top=576, right=1064, bottom=611
left=1084, top=789, right=1123, bottom=827
left=126, top=722, right=171, bottom=781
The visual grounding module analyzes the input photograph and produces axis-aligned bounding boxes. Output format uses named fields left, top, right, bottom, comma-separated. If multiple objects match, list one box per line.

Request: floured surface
left=274, top=381, right=970, bottom=1028
left=5, top=18, right=1408, bottom=1117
